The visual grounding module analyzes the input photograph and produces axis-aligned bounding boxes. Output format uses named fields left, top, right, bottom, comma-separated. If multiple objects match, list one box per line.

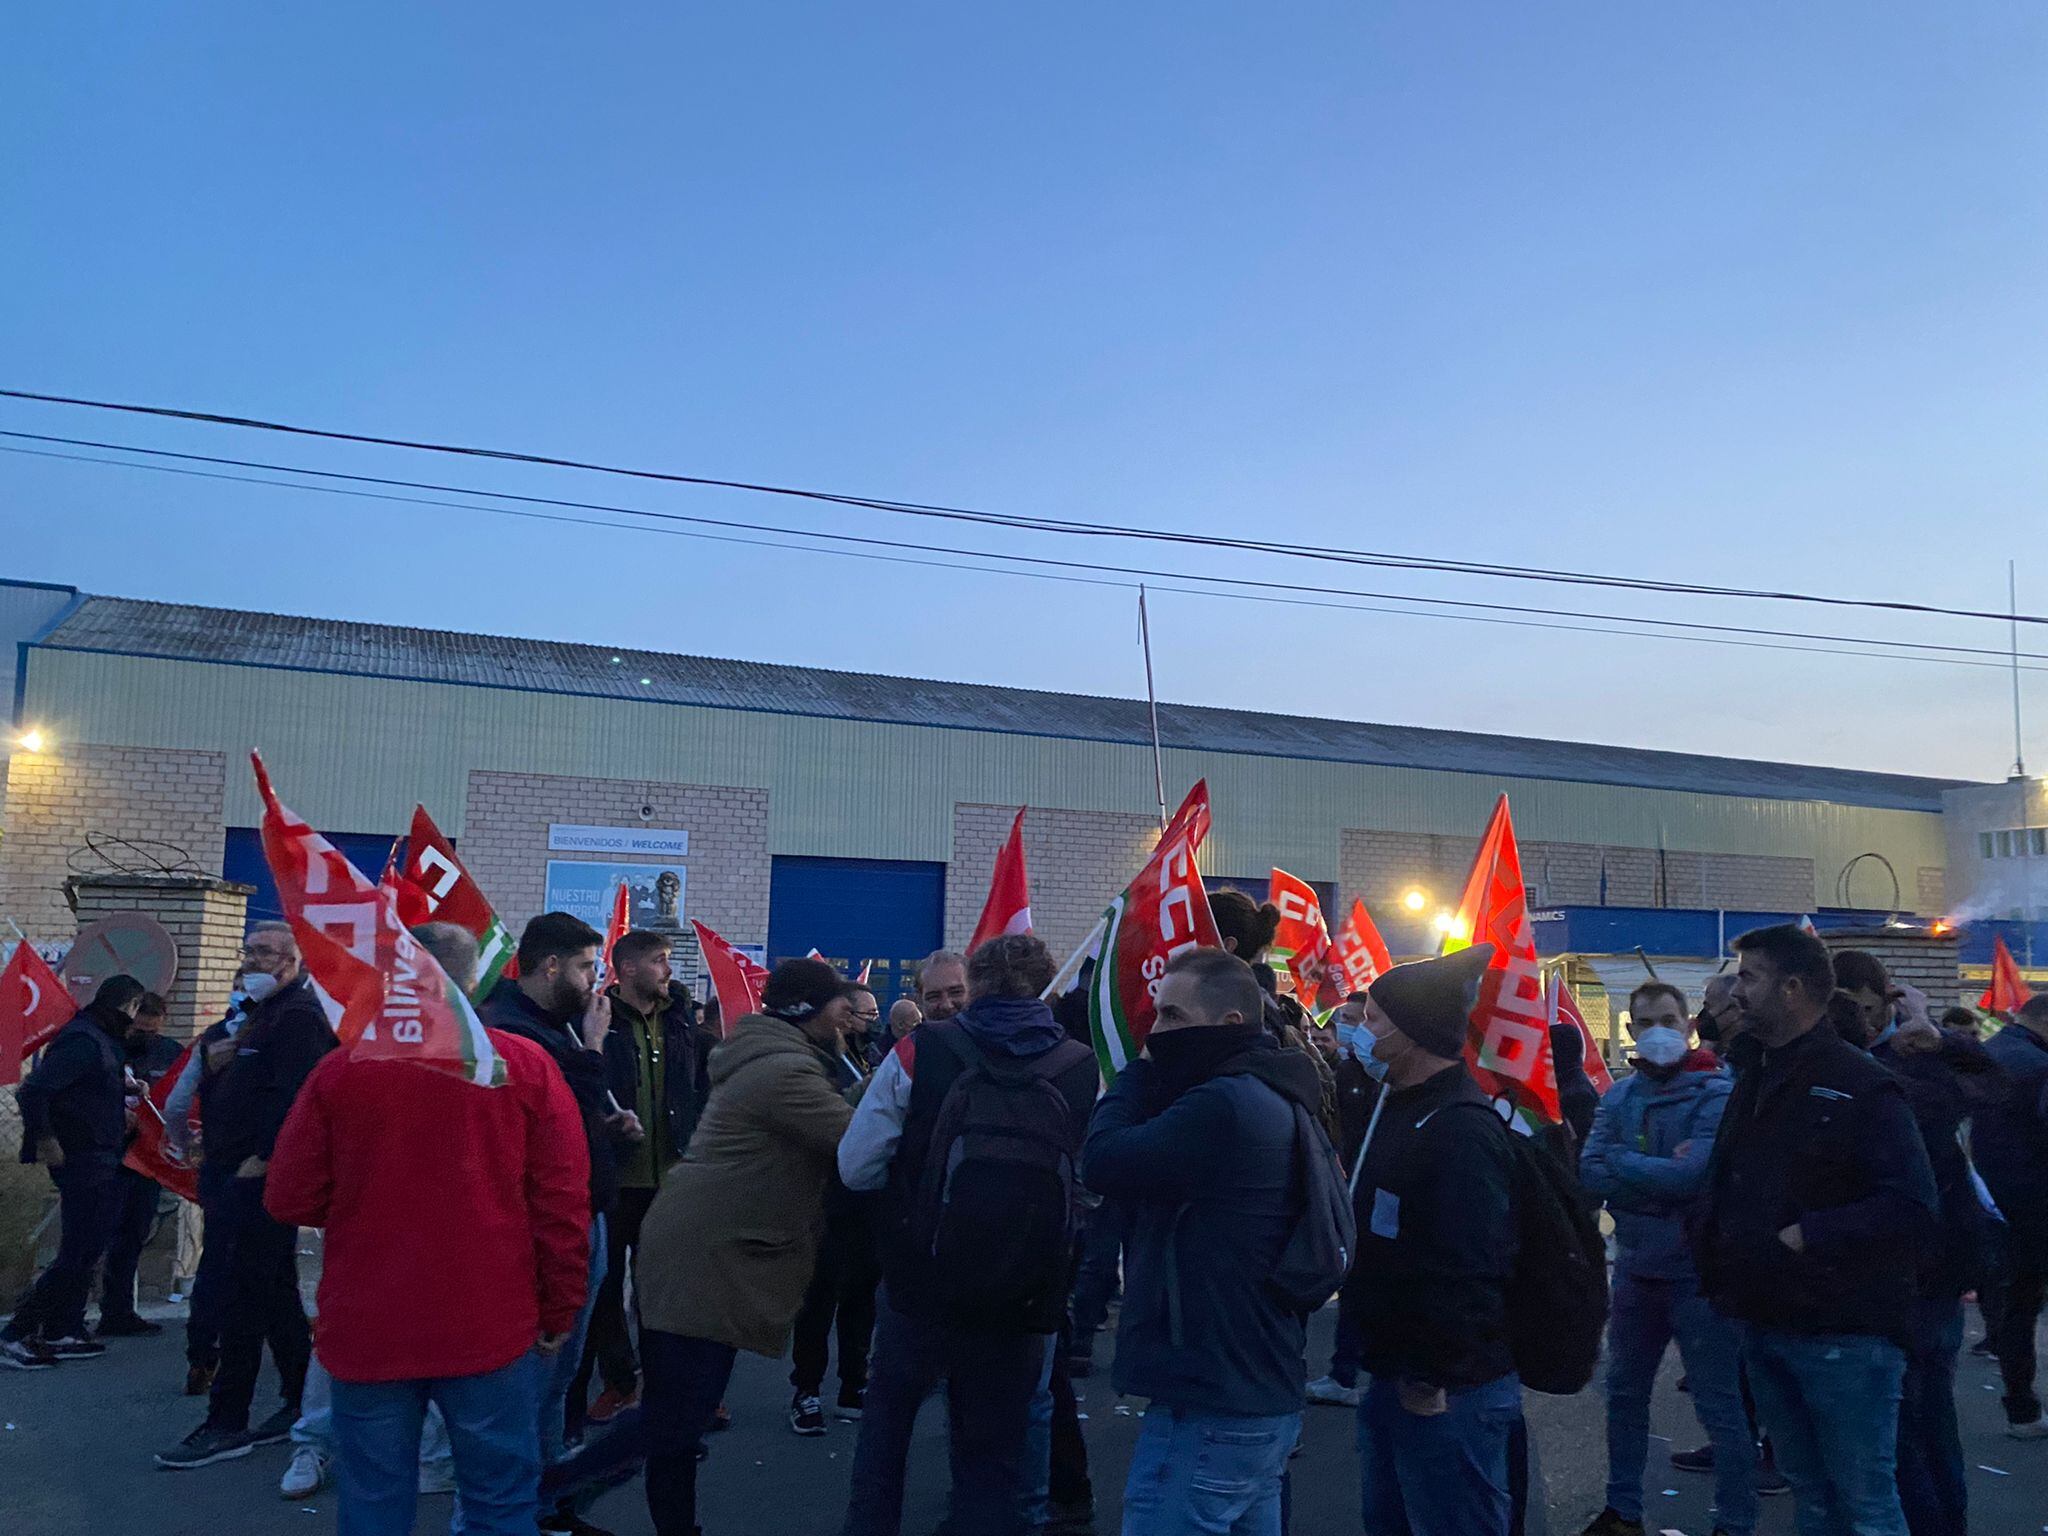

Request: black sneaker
left=0, top=1337, right=59, bottom=1371
left=1066, top=1353, right=1094, bottom=1379
left=836, top=1386, right=865, bottom=1422
left=1670, top=1443, right=1715, bottom=1473
left=1046, top=1497, right=1096, bottom=1536
left=789, top=1392, right=826, bottom=1436
left=1757, top=1462, right=1792, bottom=1496
left=41, top=1333, right=106, bottom=1359
left=1971, top=1336, right=1999, bottom=1358
left=1578, top=1511, right=1644, bottom=1536
left=156, top=1423, right=256, bottom=1470
left=248, top=1405, right=299, bottom=1446
left=96, top=1314, right=164, bottom=1338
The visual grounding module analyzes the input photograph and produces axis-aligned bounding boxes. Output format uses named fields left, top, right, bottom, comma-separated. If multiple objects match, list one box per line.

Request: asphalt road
left=2, top=1302, right=2044, bottom=1535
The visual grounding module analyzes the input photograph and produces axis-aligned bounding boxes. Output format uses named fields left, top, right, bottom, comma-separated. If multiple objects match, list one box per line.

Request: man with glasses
left=158, top=923, right=337, bottom=1470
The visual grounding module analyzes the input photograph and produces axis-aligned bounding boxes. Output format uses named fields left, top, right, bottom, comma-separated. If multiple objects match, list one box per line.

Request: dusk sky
left=4, top=4, right=2044, bottom=781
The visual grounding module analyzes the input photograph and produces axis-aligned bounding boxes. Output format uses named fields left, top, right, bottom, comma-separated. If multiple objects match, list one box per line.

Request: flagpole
left=1139, top=585, right=1167, bottom=831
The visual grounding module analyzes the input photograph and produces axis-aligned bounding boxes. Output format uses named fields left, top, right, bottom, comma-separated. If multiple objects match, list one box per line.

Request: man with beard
left=1693, top=925, right=1935, bottom=1536
left=481, top=911, right=643, bottom=1492
left=1082, top=946, right=1325, bottom=1535
left=914, top=950, right=969, bottom=1024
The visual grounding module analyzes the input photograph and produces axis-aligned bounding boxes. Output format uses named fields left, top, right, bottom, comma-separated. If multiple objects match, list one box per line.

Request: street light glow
left=1402, top=888, right=1427, bottom=912
left=1432, top=909, right=1456, bottom=933
left=16, top=728, right=46, bottom=753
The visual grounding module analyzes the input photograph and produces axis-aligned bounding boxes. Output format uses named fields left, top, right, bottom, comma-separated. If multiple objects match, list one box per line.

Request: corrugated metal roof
left=36, top=594, right=1972, bottom=812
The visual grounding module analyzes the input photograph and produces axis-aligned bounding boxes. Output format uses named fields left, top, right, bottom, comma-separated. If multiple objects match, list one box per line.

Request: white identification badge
left=1371, top=1187, right=1401, bottom=1239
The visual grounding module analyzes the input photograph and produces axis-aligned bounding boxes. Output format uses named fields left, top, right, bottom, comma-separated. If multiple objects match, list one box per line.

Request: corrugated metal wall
left=20, top=650, right=1948, bottom=901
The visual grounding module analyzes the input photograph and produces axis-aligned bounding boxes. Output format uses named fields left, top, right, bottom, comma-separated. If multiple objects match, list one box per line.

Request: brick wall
left=1339, top=827, right=1815, bottom=928
left=1821, top=927, right=1964, bottom=1013
left=0, top=743, right=228, bottom=946
left=460, top=769, right=771, bottom=946
left=947, top=803, right=1161, bottom=959
left=66, top=873, right=251, bottom=1043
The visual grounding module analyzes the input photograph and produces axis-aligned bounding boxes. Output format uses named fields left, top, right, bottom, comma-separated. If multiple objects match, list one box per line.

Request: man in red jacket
left=265, top=933, right=592, bottom=1536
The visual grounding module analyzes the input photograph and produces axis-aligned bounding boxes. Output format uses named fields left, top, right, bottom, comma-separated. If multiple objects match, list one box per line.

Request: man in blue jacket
left=1083, top=946, right=1323, bottom=1536
left=3, top=974, right=148, bottom=1371
left=1972, top=990, right=2048, bottom=1437
left=1578, top=981, right=1755, bottom=1536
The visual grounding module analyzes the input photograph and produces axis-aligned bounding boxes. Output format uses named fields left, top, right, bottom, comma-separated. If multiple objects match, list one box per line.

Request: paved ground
left=3, top=1302, right=2044, bottom=1534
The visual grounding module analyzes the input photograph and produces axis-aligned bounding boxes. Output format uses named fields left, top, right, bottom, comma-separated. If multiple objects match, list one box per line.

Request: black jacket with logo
left=481, top=980, right=619, bottom=1217
left=198, top=975, right=337, bottom=1176
left=1694, top=1022, right=1936, bottom=1343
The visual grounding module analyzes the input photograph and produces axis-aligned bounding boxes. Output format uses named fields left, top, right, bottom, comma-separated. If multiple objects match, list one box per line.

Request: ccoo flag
left=692, top=919, right=768, bottom=1038
left=1547, top=969, right=1613, bottom=1097
left=1446, top=794, right=1561, bottom=1130
left=394, top=805, right=516, bottom=998
left=969, top=809, right=1034, bottom=955
left=1324, top=899, right=1394, bottom=1004
left=1981, top=934, right=2032, bottom=1016
left=255, top=754, right=505, bottom=1086
left=1083, top=781, right=1222, bottom=1082
left=0, top=939, right=76, bottom=1086
left=1266, top=867, right=1332, bottom=1007
left=600, top=880, right=631, bottom=986
left=123, top=1040, right=201, bottom=1203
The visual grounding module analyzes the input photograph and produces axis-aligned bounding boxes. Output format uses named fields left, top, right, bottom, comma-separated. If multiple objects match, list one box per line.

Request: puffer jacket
left=1578, top=1066, right=1732, bottom=1279
left=634, top=1013, right=854, bottom=1356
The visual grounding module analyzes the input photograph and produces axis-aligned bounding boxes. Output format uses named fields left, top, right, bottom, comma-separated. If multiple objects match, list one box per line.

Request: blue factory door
left=768, top=856, right=945, bottom=1004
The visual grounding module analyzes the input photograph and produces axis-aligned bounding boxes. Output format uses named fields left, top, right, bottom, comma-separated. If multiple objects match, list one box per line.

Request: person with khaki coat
left=634, top=958, right=859, bottom=1536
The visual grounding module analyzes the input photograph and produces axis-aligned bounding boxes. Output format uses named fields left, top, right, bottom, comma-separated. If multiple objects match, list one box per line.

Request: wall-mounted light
left=1402, top=888, right=1428, bottom=912
left=15, top=727, right=47, bottom=753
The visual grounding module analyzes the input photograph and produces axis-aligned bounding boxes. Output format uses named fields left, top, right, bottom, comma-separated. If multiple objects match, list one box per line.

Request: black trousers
left=98, top=1167, right=162, bottom=1325
left=1048, top=1313, right=1092, bottom=1509
left=575, top=1183, right=657, bottom=1411
left=1994, top=1249, right=2048, bottom=1425
left=2, top=1164, right=120, bottom=1343
left=789, top=1200, right=881, bottom=1398
left=642, top=1329, right=740, bottom=1536
left=202, top=1174, right=310, bottom=1432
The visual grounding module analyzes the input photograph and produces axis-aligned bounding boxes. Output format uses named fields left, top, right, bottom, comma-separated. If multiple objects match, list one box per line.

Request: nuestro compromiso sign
left=547, top=823, right=691, bottom=857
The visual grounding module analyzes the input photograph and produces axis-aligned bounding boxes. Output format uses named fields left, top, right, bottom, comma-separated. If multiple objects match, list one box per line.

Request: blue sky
left=3, top=4, right=2045, bottom=780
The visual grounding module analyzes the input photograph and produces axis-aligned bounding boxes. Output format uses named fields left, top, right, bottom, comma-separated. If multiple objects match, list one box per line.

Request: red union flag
left=1982, top=934, right=2032, bottom=1016
left=969, top=809, right=1034, bottom=954
left=1323, top=898, right=1394, bottom=1005
left=692, top=919, right=767, bottom=1038
left=1084, top=781, right=1222, bottom=1080
left=1446, top=795, right=1560, bottom=1129
left=1, top=939, right=77, bottom=1084
left=123, top=1041, right=200, bottom=1203
left=1547, top=969, right=1613, bottom=1097
left=1266, top=868, right=1332, bottom=1006
left=254, top=754, right=505, bottom=1085
left=600, top=880, right=631, bottom=985
left=395, top=805, right=516, bottom=997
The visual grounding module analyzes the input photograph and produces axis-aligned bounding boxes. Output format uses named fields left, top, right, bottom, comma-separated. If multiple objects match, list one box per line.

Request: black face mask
left=1147, top=1022, right=1263, bottom=1093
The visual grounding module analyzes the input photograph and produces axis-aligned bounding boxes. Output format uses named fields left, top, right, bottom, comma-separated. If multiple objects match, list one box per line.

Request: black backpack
left=1444, top=1105, right=1608, bottom=1395
left=911, top=1028, right=1093, bottom=1330
left=1267, top=1097, right=1359, bottom=1312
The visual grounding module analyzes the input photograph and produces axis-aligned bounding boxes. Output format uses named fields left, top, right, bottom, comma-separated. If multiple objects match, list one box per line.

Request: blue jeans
left=1023, top=1335, right=1056, bottom=1528
left=542, top=1211, right=607, bottom=1465
left=1895, top=1298, right=1966, bottom=1536
left=1356, top=1372, right=1520, bottom=1536
left=295, top=1354, right=452, bottom=1477
left=329, top=1352, right=543, bottom=1536
left=842, top=1288, right=1050, bottom=1536
left=1604, top=1272, right=1758, bottom=1534
left=1121, top=1406, right=1299, bottom=1536
left=1738, top=1326, right=1907, bottom=1536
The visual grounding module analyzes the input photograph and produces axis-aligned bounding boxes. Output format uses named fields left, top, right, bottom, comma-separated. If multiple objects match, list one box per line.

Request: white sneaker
left=2008, top=1416, right=2048, bottom=1440
left=1304, top=1374, right=1362, bottom=1408
left=417, top=1459, right=456, bottom=1495
left=280, top=1445, right=330, bottom=1499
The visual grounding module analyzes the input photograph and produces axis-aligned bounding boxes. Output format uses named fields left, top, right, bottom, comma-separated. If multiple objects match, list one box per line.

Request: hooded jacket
left=1083, top=1032, right=1323, bottom=1417
left=1579, top=1065, right=1732, bottom=1279
left=480, top=980, right=619, bottom=1217
left=601, top=980, right=701, bottom=1190
left=16, top=1000, right=131, bottom=1170
left=1971, top=1022, right=2048, bottom=1250
left=634, top=1012, right=854, bottom=1356
left=839, top=994, right=1097, bottom=1325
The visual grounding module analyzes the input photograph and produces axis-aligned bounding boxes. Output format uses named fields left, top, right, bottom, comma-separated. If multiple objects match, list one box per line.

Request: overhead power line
left=6, top=433, right=2045, bottom=677
left=2, top=385, right=2040, bottom=629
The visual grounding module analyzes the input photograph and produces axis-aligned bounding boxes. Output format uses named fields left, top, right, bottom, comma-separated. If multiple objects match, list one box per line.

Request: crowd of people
left=5, top=899, right=2046, bottom=1536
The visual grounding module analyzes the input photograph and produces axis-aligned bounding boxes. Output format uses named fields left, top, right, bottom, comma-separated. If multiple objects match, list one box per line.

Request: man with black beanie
left=1342, top=943, right=1520, bottom=1536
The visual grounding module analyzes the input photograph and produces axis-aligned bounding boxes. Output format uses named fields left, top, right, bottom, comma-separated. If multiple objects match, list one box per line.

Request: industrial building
left=2, top=577, right=2037, bottom=1021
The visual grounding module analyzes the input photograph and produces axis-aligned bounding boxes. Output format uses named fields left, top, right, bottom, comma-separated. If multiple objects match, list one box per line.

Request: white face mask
left=240, top=971, right=281, bottom=1004
left=1632, top=1024, right=1687, bottom=1069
